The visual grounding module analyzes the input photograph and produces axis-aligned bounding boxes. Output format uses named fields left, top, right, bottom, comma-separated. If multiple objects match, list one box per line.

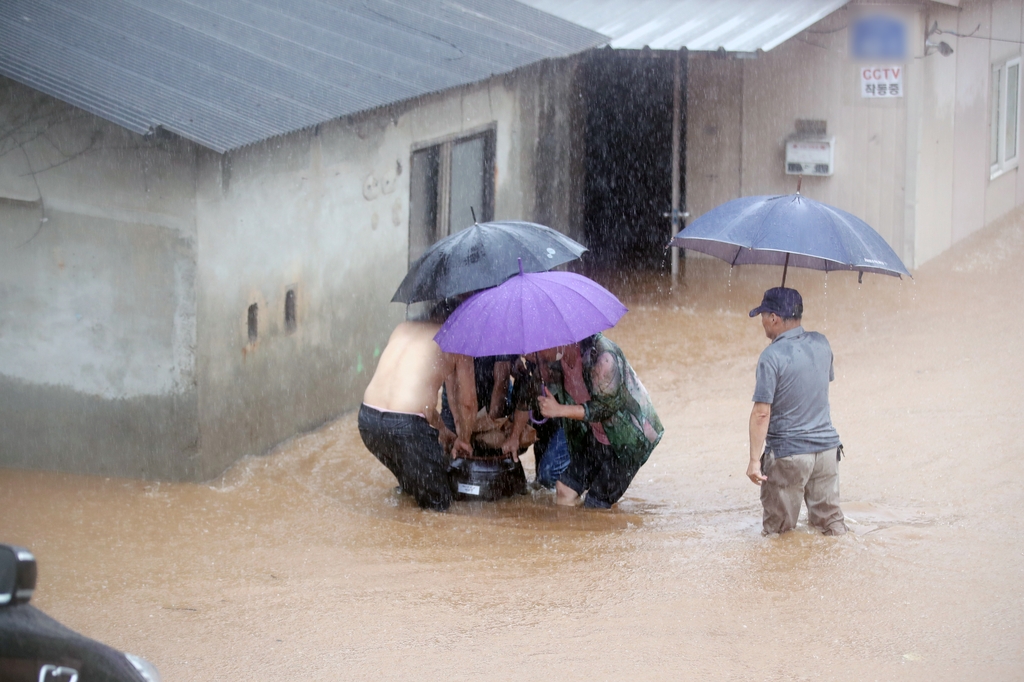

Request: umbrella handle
left=529, top=410, right=548, bottom=425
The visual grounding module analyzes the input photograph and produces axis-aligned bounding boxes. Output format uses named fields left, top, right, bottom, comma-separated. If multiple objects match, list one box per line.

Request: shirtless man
left=358, top=315, right=474, bottom=511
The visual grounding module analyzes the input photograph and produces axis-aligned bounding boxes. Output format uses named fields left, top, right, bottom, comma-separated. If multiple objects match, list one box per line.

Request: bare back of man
left=358, top=321, right=461, bottom=511
left=362, top=321, right=454, bottom=422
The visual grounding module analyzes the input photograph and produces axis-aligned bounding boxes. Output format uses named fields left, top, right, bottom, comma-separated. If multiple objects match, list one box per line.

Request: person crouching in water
left=359, top=302, right=466, bottom=511
left=532, top=333, right=663, bottom=509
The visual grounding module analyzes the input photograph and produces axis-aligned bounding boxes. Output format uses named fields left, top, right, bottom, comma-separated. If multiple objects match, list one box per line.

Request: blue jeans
left=534, top=424, right=570, bottom=488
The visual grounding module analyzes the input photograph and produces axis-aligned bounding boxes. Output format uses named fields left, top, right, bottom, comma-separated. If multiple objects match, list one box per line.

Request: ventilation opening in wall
left=247, top=303, right=258, bottom=343
left=285, top=288, right=297, bottom=333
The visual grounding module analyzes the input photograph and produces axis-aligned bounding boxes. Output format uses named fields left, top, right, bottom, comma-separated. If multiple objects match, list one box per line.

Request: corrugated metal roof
left=518, top=0, right=849, bottom=52
left=0, top=0, right=606, bottom=152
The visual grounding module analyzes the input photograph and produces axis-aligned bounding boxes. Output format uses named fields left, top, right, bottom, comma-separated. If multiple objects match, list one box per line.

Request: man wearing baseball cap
left=746, top=287, right=847, bottom=536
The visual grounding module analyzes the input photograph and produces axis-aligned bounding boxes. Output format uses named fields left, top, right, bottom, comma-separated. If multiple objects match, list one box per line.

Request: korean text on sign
left=861, top=66, right=903, bottom=98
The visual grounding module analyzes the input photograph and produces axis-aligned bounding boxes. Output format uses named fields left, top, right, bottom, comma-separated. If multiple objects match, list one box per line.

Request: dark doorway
left=580, top=49, right=683, bottom=270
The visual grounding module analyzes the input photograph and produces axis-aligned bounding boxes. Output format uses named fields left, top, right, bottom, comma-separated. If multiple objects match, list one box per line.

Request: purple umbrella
left=434, top=266, right=627, bottom=357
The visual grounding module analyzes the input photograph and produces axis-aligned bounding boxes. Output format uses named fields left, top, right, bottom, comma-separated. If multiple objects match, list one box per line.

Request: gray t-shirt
left=752, top=326, right=841, bottom=458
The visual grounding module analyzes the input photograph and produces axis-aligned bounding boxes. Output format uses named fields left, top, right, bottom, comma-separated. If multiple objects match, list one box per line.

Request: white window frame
left=990, top=57, right=1021, bottom=179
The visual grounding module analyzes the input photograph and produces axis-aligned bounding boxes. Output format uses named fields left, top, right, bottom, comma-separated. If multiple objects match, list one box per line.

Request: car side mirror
left=0, top=544, right=37, bottom=606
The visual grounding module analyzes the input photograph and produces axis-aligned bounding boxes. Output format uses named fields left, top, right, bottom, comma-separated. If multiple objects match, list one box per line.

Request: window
left=247, top=303, right=258, bottom=343
left=991, top=57, right=1021, bottom=178
left=408, top=128, right=495, bottom=264
left=284, top=288, right=296, bottom=333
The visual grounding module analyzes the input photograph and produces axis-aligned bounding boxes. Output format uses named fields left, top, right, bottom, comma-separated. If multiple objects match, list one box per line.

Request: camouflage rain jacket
left=549, top=334, right=664, bottom=468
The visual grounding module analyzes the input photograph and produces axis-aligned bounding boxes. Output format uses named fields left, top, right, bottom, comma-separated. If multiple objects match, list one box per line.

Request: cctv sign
left=861, top=65, right=903, bottom=98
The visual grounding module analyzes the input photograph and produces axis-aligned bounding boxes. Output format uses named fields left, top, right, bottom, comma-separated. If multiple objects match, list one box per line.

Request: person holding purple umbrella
left=433, top=265, right=661, bottom=508
left=532, top=333, right=663, bottom=509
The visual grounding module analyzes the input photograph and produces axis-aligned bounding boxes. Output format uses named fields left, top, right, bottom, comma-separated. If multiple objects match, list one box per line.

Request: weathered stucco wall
left=914, top=4, right=959, bottom=265
left=983, top=0, right=1024, bottom=224
left=516, top=58, right=586, bottom=244
left=687, top=1, right=1024, bottom=270
left=907, top=0, right=1024, bottom=261
left=0, top=77, right=200, bottom=479
left=687, top=8, right=910, bottom=263
left=885, top=0, right=1024, bottom=263
left=0, top=61, right=590, bottom=482
left=686, top=54, right=744, bottom=223
left=192, top=64, right=576, bottom=480
left=740, top=7, right=911, bottom=262
left=952, top=1, right=996, bottom=245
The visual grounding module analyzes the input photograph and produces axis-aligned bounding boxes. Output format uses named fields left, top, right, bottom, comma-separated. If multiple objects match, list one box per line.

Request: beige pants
left=760, top=447, right=847, bottom=536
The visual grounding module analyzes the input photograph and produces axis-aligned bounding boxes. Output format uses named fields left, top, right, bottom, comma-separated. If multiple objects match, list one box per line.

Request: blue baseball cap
left=749, top=287, right=803, bottom=318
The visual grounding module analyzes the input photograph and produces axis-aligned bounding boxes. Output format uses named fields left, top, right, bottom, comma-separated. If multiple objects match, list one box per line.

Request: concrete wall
left=915, top=0, right=1024, bottom=259
left=983, top=0, right=1024, bottom=223
left=742, top=7, right=911, bottom=261
left=192, top=62, right=579, bottom=480
left=0, top=77, right=200, bottom=480
left=685, top=54, right=744, bottom=224
left=515, top=58, right=587, bottom=245
left=686, top=0, right=1024, bottom=270
left=914, top=3, right=959, bottom=265
left=687, top=7, right=910, bottom=263
left=951, top=1, right=995, bottom=245
left=0, top=57, right=582, bottom=482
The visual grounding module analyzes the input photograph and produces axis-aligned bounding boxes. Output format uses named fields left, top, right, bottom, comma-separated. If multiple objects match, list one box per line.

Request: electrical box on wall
left=785, top=137, right=835, bottom=176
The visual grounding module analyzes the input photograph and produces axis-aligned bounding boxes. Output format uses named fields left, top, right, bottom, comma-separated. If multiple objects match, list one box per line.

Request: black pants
left=358, top=404, right=451, bottom=511
left=560, top=431, right=643, bottom=509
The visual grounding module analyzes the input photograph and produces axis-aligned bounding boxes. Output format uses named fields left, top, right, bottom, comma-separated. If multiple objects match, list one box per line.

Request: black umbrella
left=392, top=220, right=588, bottom=304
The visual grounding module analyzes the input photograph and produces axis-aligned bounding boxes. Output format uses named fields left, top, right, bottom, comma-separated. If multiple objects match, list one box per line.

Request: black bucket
left=448, top=457, right=527, bottom=501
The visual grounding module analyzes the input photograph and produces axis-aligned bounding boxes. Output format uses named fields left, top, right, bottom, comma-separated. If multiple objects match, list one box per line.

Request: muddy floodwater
left=4, top=215, right=1024, bottom=681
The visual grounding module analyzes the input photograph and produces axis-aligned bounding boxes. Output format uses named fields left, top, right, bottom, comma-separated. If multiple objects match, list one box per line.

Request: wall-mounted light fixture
left=925, top=21, right=954, bottom=57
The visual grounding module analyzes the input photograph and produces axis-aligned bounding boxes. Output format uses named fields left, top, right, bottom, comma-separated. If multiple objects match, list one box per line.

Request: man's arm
left=427, top=403, right=458, bottom=453
left=747, top=402, right=771, bottom=485
left=448, top=354, right=478, bottom=457
left=488, top=360, right=512, bottom=420
left=537, top=388, right=586, bottom=421
left=501, top=409, right=530, bottom=461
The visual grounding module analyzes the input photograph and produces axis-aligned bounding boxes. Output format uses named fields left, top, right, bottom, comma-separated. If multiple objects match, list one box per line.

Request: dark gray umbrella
left=669, top=193, right=911, bottom=286
left=392, top=220, right=587, bottom=304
